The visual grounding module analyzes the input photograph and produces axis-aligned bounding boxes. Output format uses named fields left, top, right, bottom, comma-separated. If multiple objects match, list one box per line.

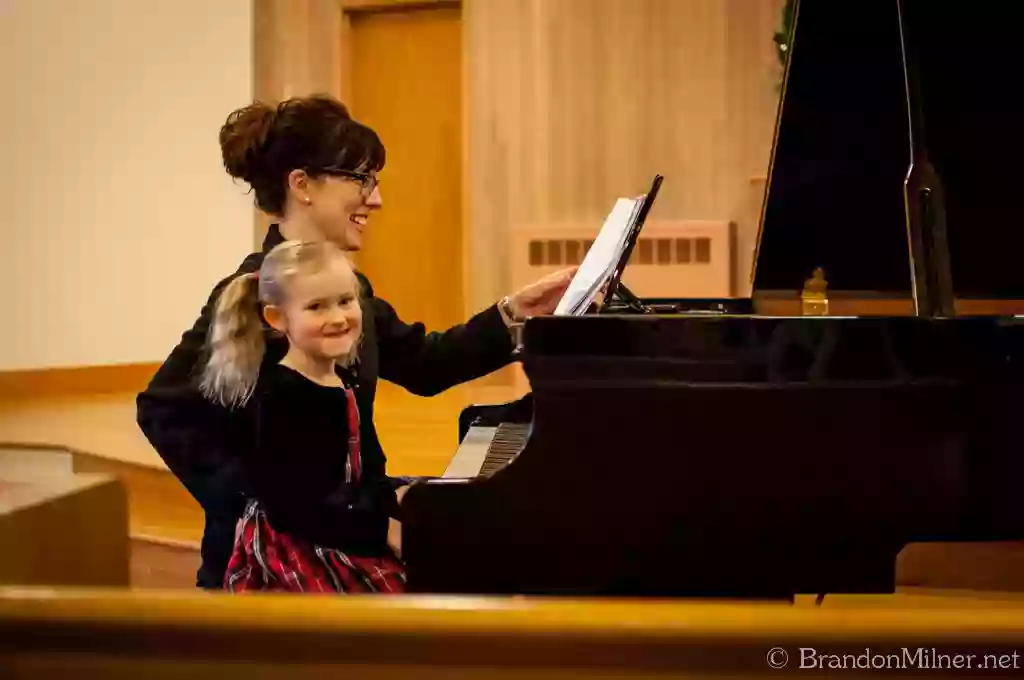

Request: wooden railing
left=3, top=588, right=1024, bottom=678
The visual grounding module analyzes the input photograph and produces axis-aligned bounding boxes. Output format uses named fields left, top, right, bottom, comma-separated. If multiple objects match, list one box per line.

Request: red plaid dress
left=224, top=386, right=406, bottom=593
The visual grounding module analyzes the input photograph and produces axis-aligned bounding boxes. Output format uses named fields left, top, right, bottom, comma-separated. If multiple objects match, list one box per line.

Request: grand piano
left=401, top=0, right=1024, bottom=598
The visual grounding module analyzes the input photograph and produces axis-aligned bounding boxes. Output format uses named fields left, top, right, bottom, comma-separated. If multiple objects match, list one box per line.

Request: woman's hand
left=506, top=266, right=578, bottom=319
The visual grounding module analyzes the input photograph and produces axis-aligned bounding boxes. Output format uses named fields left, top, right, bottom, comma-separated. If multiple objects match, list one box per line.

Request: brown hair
left=200, top=240, right=362, bottom=408
left=219, top=94, right=386, bottom=215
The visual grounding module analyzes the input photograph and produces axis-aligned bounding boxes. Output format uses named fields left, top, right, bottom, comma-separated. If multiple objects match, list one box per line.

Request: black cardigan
left=137, top=225, right=515, bottom=521
left=246, top=363, right=394, bottom=553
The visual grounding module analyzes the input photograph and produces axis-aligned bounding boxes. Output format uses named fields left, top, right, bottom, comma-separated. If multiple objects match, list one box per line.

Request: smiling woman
left=219, top=96, right=386, bottom=251
left=136, top=93, right=576, bottom=591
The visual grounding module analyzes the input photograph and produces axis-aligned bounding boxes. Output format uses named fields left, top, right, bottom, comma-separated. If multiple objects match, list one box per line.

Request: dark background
left=754, top=0, right=1024, bottom=298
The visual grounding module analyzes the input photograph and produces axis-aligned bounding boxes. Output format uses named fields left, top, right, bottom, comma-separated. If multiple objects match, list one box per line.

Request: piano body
left=402, top=0, right=1024, bottom=598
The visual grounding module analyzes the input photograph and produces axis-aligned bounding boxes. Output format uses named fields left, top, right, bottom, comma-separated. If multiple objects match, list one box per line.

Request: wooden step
left=1, top=441, right=203, bottom=589
left=71, top=450, right=204, bottom=547
left=0, top=474, right=130, bottom=587
left=0, top=441, right=202, bottom=547
left=0, top=443, right=74, bottom=482
left=130, top=537, right=201, bottom=590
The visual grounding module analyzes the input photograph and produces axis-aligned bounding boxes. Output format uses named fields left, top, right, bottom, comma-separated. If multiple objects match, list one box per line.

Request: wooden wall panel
left=463, top=0, right=784, bottom=313
left=725, top=0, right=788, bottom=293
left=253, top=0, right=345, bottom=105
left=348, top=7, right=464, bottom=333
left=252, top=0, right=784, bottom=305
left=252, top=0, right=348, bottom=246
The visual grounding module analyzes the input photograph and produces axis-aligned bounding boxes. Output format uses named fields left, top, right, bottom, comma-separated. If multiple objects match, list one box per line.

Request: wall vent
left=527, top=237, right=713, bottom=267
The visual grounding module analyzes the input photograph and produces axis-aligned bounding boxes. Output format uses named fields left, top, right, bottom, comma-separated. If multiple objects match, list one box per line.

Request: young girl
left=201, top=238, right=405, bottom=593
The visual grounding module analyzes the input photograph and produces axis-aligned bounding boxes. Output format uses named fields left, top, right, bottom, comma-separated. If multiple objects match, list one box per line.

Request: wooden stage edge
left=0, top=362, right=160, bottom=400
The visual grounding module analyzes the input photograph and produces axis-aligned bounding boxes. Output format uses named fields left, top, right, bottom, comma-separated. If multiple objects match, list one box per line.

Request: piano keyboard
left=442, top=423, right=531, bottom=479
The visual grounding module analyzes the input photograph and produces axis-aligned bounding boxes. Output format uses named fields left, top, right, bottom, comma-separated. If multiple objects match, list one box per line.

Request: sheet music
left=554, top=197, right=641, bottom=316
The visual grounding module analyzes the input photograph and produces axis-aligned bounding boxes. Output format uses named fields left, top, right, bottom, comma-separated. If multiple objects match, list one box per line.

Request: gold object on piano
left=801, top=267, right=829, bottom=316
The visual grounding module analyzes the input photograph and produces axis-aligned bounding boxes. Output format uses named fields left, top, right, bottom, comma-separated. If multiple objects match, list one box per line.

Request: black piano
left=401, top=0, right=1024, bottom=599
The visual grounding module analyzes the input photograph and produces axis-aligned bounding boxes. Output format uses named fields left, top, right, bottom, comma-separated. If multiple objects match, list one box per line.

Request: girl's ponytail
left=200, top=272, right=265, bottom=408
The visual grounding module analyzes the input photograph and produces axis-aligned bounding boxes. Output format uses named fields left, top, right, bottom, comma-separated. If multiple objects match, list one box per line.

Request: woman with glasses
left=137, top=94, right=575, bottom=590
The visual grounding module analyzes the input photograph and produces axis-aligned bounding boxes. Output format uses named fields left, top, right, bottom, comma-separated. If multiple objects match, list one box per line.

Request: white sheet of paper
left=554, top=197, right=640, bottom=316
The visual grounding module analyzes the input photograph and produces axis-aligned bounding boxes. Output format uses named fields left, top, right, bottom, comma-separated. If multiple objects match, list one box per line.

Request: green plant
left=772, top=0, right=796, bottom=68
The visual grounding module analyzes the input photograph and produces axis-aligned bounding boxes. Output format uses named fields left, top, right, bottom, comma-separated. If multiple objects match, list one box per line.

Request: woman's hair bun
left=215, top=94, right=384, bottom=216
left=219, top=101, right=276, bottom=182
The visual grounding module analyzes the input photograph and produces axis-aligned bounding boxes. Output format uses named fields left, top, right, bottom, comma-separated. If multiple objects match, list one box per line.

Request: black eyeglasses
left=319, top=167, right=379, bottom=196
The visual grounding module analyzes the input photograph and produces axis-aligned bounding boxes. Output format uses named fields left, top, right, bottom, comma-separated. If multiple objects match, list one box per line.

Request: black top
left=136, top=225, right=516, bottom=523
left=248, top=363, right=391, bottom=553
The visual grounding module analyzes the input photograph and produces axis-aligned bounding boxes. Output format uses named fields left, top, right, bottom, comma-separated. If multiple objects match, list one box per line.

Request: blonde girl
left=204, top=239, right=405, bottom=593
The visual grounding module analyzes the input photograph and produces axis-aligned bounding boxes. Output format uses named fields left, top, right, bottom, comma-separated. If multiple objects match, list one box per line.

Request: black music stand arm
left=601, top=282, right=649, bottom=314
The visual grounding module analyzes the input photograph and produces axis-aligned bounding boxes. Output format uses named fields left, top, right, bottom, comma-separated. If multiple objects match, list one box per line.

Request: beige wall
left=0, top=0, right=254, bottom=371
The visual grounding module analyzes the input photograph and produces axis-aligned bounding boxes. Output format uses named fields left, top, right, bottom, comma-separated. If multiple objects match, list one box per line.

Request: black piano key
left=479, top=423, right=530, bottom=477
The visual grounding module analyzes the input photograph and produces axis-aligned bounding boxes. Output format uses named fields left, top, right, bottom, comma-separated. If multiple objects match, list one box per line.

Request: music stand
left=599, top=175, right=663, bottom=314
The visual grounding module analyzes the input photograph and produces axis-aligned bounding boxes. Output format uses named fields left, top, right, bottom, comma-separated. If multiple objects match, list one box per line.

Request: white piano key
left=442, top=423, right=532, bottom=479
left=442, top=426, right=497, bottom=478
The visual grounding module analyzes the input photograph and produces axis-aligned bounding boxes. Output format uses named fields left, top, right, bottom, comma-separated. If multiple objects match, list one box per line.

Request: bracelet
left=498, top=295, right=520, bottom=326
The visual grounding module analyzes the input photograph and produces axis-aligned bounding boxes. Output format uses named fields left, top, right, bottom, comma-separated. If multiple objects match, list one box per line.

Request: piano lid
left=752, top=0, right=1024, bottom=299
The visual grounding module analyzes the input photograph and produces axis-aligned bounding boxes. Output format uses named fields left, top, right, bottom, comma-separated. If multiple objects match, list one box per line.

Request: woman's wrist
left=498, top=295, right=522, bottom=327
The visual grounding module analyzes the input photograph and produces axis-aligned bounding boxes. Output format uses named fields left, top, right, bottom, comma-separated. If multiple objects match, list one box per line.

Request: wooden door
left=349, top=5, right=463, bottom=333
